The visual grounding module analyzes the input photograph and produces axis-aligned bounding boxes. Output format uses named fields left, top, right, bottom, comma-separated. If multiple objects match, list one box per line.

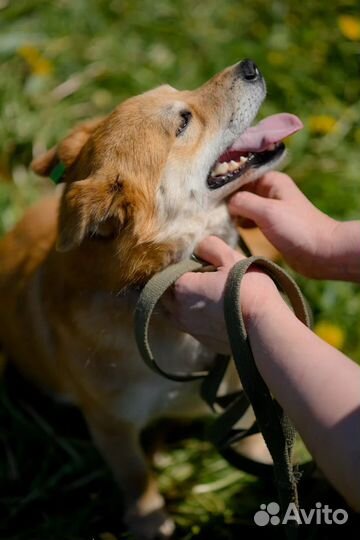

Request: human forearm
left=326, top=220, right=360, bottom=282
left=246, top=292, right=360, bottom=510
left=168, top=235, right=360, bottom=506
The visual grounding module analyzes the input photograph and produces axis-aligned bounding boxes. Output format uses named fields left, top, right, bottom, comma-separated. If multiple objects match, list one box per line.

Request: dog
left=0, top=60, right=302, bottom=539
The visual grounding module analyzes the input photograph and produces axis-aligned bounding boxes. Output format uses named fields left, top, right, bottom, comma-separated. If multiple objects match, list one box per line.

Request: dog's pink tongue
left=231, top=113, right=303, bottom=152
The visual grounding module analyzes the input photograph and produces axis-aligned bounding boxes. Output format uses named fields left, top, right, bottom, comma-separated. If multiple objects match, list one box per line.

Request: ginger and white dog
left=0, top=60, right=302, bottom=538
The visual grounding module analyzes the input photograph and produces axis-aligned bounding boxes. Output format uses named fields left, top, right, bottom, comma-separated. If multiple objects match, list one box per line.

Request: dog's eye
left=176, top=111, right=192, bottom=137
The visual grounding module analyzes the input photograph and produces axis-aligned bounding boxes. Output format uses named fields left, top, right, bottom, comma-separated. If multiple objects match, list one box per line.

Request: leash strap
left=134, top=253, right=311, bottom=539
left=134, top=258, right=215, bottom=381
left=223, top=257, right=311, bottom=536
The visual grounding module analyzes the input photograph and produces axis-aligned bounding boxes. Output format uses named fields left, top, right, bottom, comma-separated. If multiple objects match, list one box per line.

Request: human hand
left=228, top=171, right=339, bottom=279
left=163, top=236, right=279, bottom=354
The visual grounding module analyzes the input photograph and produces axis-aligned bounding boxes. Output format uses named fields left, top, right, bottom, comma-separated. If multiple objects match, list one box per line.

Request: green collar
left=50, top=161, right=66, bottom=184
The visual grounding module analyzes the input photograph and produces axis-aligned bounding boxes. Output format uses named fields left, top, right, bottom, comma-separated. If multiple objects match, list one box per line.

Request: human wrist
left=326, top=220, right=360, bottom=281
left=298, top=219, right=360, bottom=281
left=292, top=215, right=340, bottom=280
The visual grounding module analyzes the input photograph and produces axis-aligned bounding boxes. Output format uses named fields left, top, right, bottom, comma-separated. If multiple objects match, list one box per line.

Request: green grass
left=2, top=368, right=359, bottom=540
left=1, top=0, right=360, bottom=538
left=1, top=0, right=360, bottom=358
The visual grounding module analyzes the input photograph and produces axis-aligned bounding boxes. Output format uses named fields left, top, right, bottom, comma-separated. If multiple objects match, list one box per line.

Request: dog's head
left=32, top=60, right=302, bottom=288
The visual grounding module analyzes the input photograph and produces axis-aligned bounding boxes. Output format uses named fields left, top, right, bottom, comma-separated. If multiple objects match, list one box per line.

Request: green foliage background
left=0, top=1, right=360, bottom=539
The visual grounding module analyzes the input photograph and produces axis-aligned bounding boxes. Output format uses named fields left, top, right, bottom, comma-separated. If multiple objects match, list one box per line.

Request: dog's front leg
left=84, top=411, right=174, bottom=540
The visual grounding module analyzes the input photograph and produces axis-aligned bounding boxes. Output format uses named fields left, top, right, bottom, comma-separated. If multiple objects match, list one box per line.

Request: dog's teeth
left=211, top=155, right=250, bottom=178
left=228, top=160, right=239, bottom=172
left=213, top=162, right=229, bottom=176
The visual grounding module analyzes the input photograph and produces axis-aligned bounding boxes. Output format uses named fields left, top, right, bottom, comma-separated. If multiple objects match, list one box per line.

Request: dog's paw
left=125, top=508, right=175, bottom=540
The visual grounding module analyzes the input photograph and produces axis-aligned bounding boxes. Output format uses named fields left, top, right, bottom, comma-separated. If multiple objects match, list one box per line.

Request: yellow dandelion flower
left=314, top=321, right=345, bottom=349
left=32, top=58, right=53, bottom=76
left=18, top=44, right=39, bottom=63
left=338, top=15, right=360, bottom=41
left=18, top=44, right=53, bottom=76
left=308, top=115, right=337, bottom=135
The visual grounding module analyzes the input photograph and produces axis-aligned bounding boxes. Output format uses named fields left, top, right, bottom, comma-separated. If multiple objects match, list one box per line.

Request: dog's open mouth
left=207, top=113, right=303, bottom=189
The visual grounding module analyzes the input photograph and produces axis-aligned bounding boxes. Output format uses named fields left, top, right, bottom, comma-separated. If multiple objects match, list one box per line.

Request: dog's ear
left=57, top=176, right=129, bottom=252
left=31, top=118, right=104, bottom=177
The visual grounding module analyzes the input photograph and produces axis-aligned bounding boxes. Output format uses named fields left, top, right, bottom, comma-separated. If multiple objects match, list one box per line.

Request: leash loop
left=134, top=258, right=215, bottom=382
left=134, top=251, right=312, bottom=540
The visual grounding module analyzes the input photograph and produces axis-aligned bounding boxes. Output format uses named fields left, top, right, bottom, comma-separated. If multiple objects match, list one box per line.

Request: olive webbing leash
left=223, top=257, right=311, bottom=536
left=134, top=258, right=213, bottom=382
left=134, top=253, right=311, bottom=539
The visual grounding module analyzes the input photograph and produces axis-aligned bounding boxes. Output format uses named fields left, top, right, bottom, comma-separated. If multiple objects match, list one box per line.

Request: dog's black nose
left=237, top=59, right=261, bottom=81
